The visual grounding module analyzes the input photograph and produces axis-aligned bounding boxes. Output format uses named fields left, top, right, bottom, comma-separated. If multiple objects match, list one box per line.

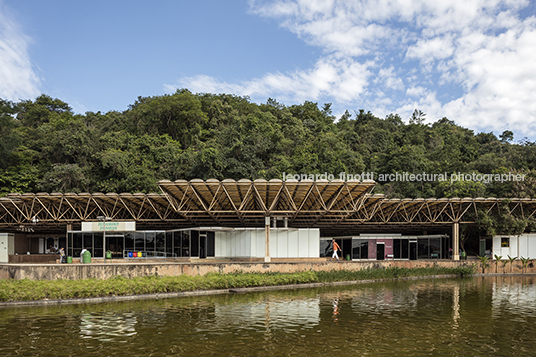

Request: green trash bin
left=105, top=250, right=112, bottom=259
left=461, top=251, right=466, bottom=260
left=66, top=256, right=73, bottom=264
left=346, top=254, right=351, bottom=261
left=82, top=250, right=91, bottom=264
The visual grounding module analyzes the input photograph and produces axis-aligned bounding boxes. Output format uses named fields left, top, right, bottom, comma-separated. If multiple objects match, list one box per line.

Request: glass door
left=376, top=243, right=385, bottom=260
left=410, top=241, right=417, bottom=260
left=199, top=232, right=207, bottom=258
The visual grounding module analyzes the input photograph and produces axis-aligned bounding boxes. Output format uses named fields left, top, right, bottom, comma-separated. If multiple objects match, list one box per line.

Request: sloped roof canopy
left=158, top=178, right=376, bottom=228
left=1, top=179, right=536, bottom=235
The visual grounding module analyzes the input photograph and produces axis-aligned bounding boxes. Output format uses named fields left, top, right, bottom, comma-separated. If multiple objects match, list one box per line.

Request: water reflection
left=1, top=276, right=536, bottom=356
left=452, top=284, right=460, bottom=330
left=212, top=297, right=320, bottom=331
left=80, top=312, right=137, bottom=341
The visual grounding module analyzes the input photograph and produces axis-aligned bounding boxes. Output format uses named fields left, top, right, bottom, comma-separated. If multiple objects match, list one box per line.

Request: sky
left=1, top=0, right=536, bottom=141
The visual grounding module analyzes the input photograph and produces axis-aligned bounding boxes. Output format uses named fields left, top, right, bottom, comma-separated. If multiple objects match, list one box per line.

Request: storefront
left=320, top=234, right=450, bottom=260
left=67, top=227, right=319, bottom=260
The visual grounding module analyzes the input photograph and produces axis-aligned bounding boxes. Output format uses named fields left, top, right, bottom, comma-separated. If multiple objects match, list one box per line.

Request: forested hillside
left=1, top=90, right=535, bottom=198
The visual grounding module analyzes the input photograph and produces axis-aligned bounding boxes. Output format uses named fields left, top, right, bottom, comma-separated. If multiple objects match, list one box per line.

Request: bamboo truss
left=1, top=179, right=535, bottom=234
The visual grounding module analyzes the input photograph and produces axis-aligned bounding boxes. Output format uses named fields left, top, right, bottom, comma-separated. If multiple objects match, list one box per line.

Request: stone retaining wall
left=0, top=259, right=480, bottom=281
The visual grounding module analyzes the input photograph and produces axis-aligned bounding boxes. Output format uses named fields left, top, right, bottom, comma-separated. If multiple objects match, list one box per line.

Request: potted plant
left=494, top=254, right=502, bottom=273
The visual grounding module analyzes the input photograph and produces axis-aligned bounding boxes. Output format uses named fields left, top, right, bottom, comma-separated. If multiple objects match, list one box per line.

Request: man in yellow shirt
left=331, top=239, right=341, bottom=261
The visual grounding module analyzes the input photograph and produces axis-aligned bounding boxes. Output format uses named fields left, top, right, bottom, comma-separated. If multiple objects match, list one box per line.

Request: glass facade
left=320, top=235, right=450, bottom=261
left=67, top=229, right=215, bottom=259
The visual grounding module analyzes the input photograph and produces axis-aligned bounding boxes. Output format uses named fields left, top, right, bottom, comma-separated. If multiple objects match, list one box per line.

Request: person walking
left=331, top=239, right=341, bottom=261
left=80, top=248, right=87, bottom=263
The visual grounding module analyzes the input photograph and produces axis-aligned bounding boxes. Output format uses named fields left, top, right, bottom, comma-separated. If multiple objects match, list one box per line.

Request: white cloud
left=406, top=85, right=427, bottom=97
left=0, top=2, right=40, bottom=101
left=168, top=55, right=372, bottom=104
left=174, top=0, right=536, bottom=139
left=405, top=36, right=455, bottom=65
left=441, top=16, right=536, bottom=136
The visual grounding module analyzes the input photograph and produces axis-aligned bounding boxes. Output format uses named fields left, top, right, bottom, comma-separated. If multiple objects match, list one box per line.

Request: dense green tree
left=0, top=99, right=19, bottom=169
left=126, top=89, right=208, bottom=149
left=0, top=92, right=534, bottom=200
left=16, top=94, right=72, bottom=128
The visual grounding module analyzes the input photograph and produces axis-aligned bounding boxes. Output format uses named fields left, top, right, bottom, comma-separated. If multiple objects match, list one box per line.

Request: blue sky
left=1, top=0, right=536, bottom=141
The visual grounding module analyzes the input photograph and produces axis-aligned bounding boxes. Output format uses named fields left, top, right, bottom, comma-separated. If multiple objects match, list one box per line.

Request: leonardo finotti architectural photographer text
left=281, top=171, right=526, bottom=183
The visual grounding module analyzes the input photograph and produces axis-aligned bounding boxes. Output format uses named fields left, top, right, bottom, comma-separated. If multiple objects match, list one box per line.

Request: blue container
left=128, top=251, right=133, bottom=258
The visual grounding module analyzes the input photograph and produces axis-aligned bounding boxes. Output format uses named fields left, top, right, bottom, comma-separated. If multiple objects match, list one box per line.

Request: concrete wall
left=0, top=259, right=474, bottom=281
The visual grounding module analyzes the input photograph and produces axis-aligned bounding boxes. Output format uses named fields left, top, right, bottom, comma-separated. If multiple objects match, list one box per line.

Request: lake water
left=1, top=276, right=536, bottom=356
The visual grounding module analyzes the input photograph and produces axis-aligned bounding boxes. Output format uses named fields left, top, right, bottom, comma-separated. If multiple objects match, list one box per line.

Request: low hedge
left=0, top=266, right=473, bottom=302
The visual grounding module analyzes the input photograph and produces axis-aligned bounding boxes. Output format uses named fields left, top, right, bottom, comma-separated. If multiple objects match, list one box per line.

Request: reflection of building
left=80, top=312, right=137, bottom=341
left=1, top=179, right=536, bottom=262
left=491, top=276, right=536, bottom=317
left=213, top=298, right=320, bottom=329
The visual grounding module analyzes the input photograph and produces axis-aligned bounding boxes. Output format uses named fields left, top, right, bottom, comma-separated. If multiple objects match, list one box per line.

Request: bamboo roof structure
left=1, top=179, right=536, bottom=235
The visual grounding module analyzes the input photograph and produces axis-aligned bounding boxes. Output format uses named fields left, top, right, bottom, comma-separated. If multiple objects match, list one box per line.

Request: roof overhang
left=1, top=179, right=535, bottom=235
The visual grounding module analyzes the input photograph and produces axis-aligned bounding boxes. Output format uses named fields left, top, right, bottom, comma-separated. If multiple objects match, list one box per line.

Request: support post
left=103, top=228, right=106, bottom=263
left=265, top=216, right=271, bottom=263
left=98, top=216, right=111, bottom=263
left=66, top=224, right=72, bottom=256
left=453, top=222, right=460, bottom=261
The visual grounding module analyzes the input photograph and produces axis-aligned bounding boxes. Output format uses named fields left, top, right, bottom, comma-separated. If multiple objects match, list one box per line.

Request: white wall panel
left=519, top=234, right=529, bottom=258
left=529, top=234, right=536, bottom=259
left=256, top=229, right=265, bottom=258
left=276, top=230, right=288, bottom=258
left=298, top=229, right=309, bottom=258
left=215, top=231, right=223, bottom=257
left=511, top=236, right=519, bottom=258
left=288, top=230, right=299, bottom=258
left=309, top=229, right=320, bottom=257
left=213, top=227, right=321, bottom=259
left=493, top=236, right=501, bottom=259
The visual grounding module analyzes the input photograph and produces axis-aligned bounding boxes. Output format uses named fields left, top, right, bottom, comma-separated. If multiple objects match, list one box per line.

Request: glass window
left=501, top=237, right=510, bottom=247
left=361, top=240, right=369, bottom=259
left=401, top=239, right=409, bottom=259
left=68, top=233, right=73, bottom=257
left=94, top=232, right=103, bottom=258
left=166, top=232, right=173, bottom=256
left=320, top=240, right=331, bottom=257
left=191, top=231, right=199, bottom=257
left=199, top=233, right=207, bottom=258
left=207, top=231, right=215, bottom=257
left=146, top=232, right=155, bottom=253
left=73, top=232, right=82, bottom=258
left=182, top=231, right=190, bottom=257
left=393, top=239, right=401, bottom=259
left=352, top=239, right=360, bottom=259
left=125, top=233, right=134, bottom=251
left=173, top=232, right=181, bottom=257
left=83, top=233, right=93, bottom=253
left=418, top=238, right=429, bottom=259
left=430, top=238, right=441, bottom=259
left=156, top=232, right=165, bottom=254
left=135, top=232, right=145, bottom=251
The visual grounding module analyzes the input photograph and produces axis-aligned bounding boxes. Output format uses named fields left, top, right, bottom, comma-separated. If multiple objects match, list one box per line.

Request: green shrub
left=0, top=267, right=472, bottom=302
